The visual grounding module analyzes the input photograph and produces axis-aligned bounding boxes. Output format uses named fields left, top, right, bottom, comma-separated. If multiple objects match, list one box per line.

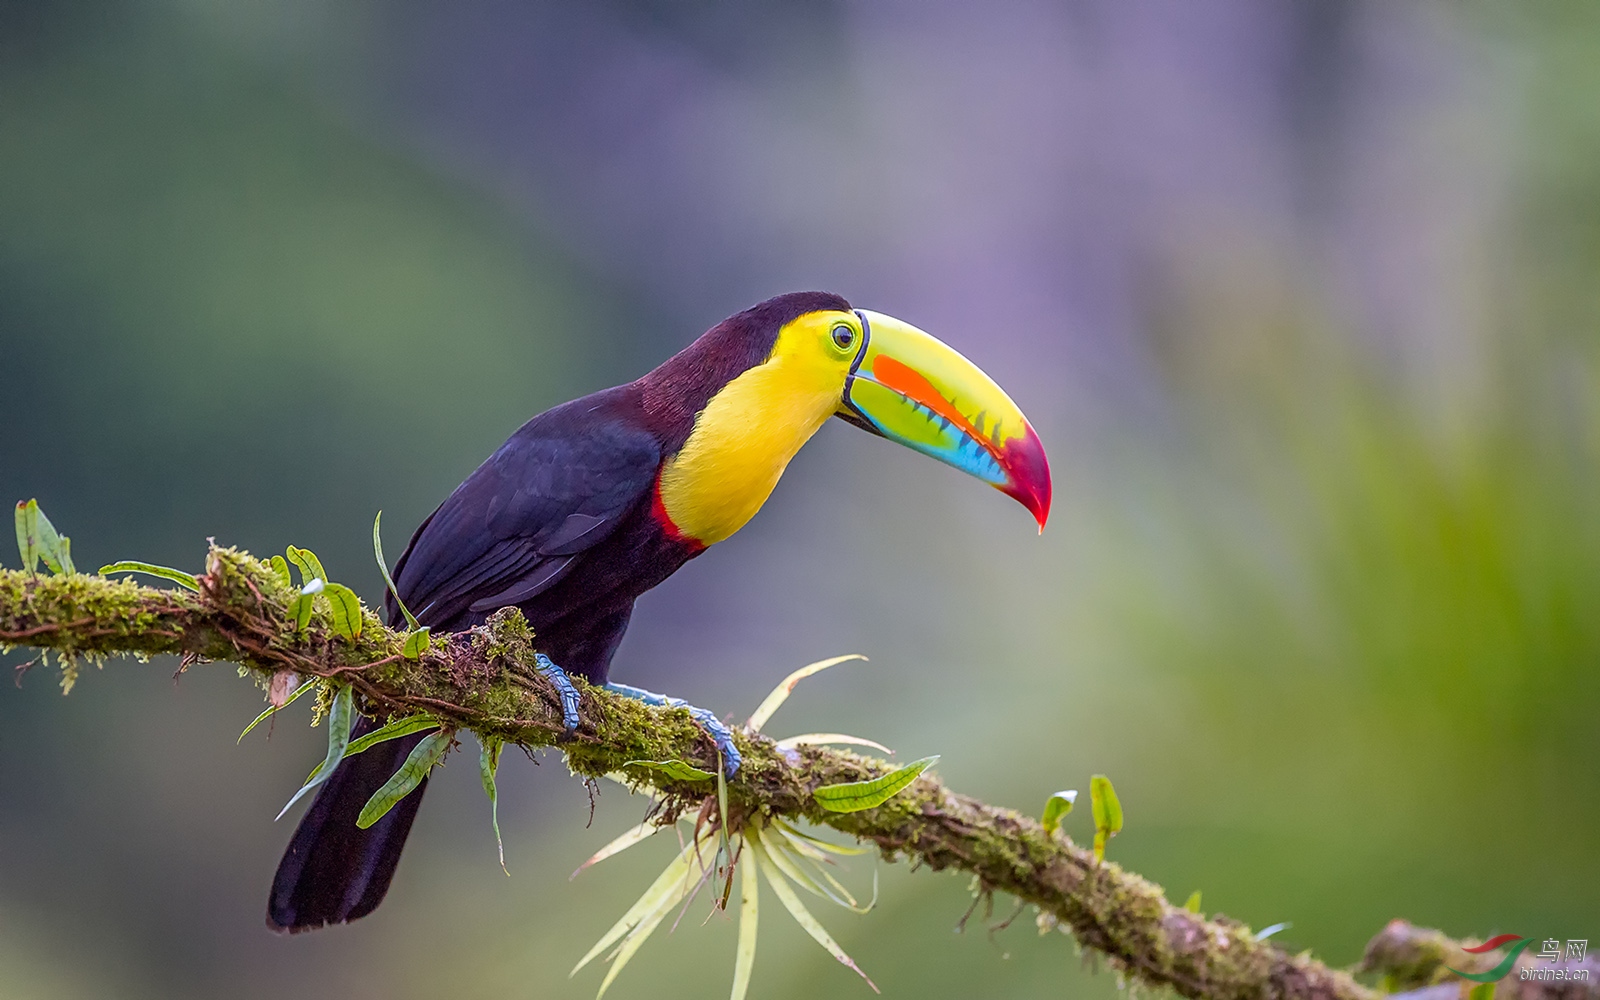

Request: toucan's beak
left=837, top=310, right=1052, bottom=530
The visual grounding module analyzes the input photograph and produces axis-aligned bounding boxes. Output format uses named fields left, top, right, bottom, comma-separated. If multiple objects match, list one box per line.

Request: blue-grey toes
left=603, top=682, right=742, bottom=777
left=534, top=654, right=583, bottom=732
left=687, top=706, right=742, bottom=778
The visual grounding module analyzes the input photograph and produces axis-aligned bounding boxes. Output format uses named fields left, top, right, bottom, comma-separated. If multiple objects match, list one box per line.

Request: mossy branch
left=0, top=545, right=1570, bottom=1000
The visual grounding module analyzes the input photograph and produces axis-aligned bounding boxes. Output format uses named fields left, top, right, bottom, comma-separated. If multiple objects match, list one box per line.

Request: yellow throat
left=656, top=311, right=857, bottom=546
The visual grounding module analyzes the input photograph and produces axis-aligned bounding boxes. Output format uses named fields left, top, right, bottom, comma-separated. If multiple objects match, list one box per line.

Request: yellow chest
left=656, top=354, right=841, bottom=546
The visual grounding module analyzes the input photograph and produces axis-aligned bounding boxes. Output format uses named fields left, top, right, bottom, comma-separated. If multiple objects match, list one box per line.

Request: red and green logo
left=1448, top=935, right=1535, bottom=983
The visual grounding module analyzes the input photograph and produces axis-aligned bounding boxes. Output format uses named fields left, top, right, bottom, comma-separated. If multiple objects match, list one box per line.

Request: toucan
left=267, top=291, right=1051, bottom=932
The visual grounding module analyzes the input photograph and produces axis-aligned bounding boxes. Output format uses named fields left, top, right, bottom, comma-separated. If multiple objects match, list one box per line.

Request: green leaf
left=373, top=511, right=420, bottom=630
left=268, top=555, right=292, bottom=590
left=1468, top=982, right=1497, bottom=1000
left=14, top=500, right=36, bottom=572
left=732, top=843, right=760, bottom=1000
left=285, top=545, right=326, bottom=585
left=402, top=626, right=431, bottom=659
left=284, top=575, right=323, bottom=631
left=345, top=714, right=440, bottom=758
left=759, top=827, right=846, bottom=906
left=813, top=755, right=938, bottom=814
left=16, top=500, right=73, bottom=575
left=276, top=685, right=354, bottom=820
left=285, top=592, right=313, bottom=630
left=322, top=582, right=364, bottom=640
left=765, top=822, right=876, bottom=912
left=572, top=831, right=705, bottom=994
left=770, top=818, right=872, bottom=857
left=716, top=749, right=733, bottom=890
left=1041, top=789, right=1077, bottom=834
left=1090, top=773, right=1123, bottom=863
left=358, top=729, right=451, bottom=829
left=237, top=678, right=320, bottom=743
left=31, top=503, right=66, bottom=574
left=98, top=560, right=200, bottom=592
left=622, top=759, right=716, bottom=782
left=1184, top=890, right=1202, bottom=913
left=303, top=713, right=442, bottom=782
left=750, top=831, right=877, bottom=992
left=480, top=736, right=508, bottom=875
left=570, top=828, right=700, bottom=978
left=774, top=733, right=894, bottom=755
left=747, top=654, right=867, bottom=733
left=571, top=820, right=664, bottom=880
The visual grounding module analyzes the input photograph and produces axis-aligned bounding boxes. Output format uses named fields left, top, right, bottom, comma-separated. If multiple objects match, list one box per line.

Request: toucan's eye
left=831, top=324, right=856, bottom=350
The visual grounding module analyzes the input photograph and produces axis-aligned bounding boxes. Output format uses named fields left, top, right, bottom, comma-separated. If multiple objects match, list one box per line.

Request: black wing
left=388, top=401, right=661, bottom=630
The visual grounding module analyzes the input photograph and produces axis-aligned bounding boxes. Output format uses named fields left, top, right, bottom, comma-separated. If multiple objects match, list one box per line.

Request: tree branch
left=1, top=545, right=1577, bottom=1000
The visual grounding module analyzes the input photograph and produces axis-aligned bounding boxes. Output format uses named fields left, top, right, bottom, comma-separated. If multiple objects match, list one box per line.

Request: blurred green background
left=2, top=2, right=1597, bottom=998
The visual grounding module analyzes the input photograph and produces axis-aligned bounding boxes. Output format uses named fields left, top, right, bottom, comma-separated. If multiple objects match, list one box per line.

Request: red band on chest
left=651, top=475, right=707, bottom=553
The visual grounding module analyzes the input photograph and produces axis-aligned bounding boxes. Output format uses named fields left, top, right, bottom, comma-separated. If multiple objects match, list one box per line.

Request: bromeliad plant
left=569, top=655, right=938, bottom=1000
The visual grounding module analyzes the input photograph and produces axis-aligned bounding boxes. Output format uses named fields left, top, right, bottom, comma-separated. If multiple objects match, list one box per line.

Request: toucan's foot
left=535, top=654, right=583, bottom=732
left=603, top=682, right=742, bottom=777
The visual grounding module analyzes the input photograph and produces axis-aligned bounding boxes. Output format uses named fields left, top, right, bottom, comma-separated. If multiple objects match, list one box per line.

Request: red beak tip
left=1000, top=426, right=1052, bottom=534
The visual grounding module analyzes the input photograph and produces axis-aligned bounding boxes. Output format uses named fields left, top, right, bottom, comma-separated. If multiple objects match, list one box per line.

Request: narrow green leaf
left=268, top=555, right=292, bottom=590
left=760, top=829, right=852, bottom=908
left=285, top=545, right=326, bottom=585
left=571, top=820, right=664, bottom=880
left=770, top=819, right=872, bottom=857
left=275, top=685, right=353, bottom=820
left=237, top=678, right=320, bottom=743
left=322, top=582, right=364, bottom=639
left=767, top=823, right=876, bottom=912
left=750, top=832, right=878, bottom=992
left=402, top=626, right=431, bottom=660
left=98, top=561, right=200, bottom=592
left=480, top=736, right=508, bottom=875
left=774, top=733, right=894, bottom=755
left=732, top=844, right=759, bottom=1000
left=716, top=749, right=732, bottom=896
left=594, top=839, right=699, bottom=1000
left=373, top=511, right=420, bottom=630
left=813, top=755, right=938, bottom=814
left=1090, top=773, right=1123, bottom=863
left=1468, top=982, right=1497, bottom=1000
left=747, top=654, right=867, bottom=733
left=1041, top=789, right=1078, bottom=834
left=357, top=729, right=451, bottom=829
left=571, top=833, right=700, bottom=979
left=1184, top=890, right=1202, bottom=913
left=55, top=535, right=75, bottom=575
left=14, top=500, right=37, bottom=572
left=622, top=759, right=716, bottom=782
left=304, top=714, right=442, bottom=784
left=346, top=714, right=440, bottom=758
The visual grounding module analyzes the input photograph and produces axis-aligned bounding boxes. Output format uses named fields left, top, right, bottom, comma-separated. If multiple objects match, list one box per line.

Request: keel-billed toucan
left=268, top=291, right=1050, bottom=932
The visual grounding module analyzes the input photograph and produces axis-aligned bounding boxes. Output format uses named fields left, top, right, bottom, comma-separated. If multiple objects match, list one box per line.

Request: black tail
left=267, top=724, right=429, bottom=933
